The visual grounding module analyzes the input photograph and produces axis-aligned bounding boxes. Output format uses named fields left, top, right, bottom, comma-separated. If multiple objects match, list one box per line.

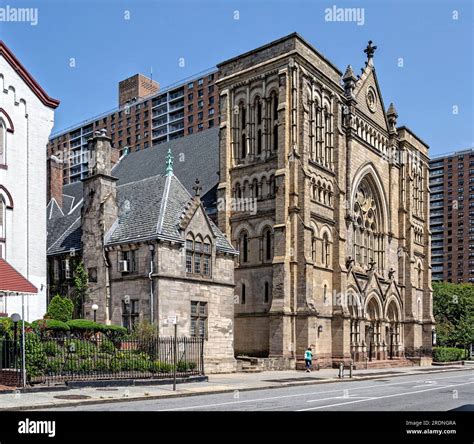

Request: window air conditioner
left=119, top=260, right=130, bottom=272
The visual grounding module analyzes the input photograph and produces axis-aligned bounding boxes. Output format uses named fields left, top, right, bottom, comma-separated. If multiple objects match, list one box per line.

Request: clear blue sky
left=0, top=0, right=472, bottom=155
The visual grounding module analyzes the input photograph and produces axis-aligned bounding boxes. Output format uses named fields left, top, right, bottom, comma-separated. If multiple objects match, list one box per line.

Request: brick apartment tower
left=429, top=148, right=474, bottom=283
left=47, top=72, right=218, bottom=189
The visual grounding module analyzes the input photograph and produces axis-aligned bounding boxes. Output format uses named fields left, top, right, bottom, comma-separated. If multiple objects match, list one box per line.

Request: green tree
left=46, top=294, right=74, bottom=322
left=433, top=282, right=474, bottom=351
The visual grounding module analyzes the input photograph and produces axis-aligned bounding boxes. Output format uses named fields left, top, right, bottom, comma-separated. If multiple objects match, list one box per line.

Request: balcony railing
left=169, top=90, right=184, bottom=100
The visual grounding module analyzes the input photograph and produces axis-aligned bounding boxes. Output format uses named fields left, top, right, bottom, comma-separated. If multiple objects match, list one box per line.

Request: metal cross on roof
left=364, top=40, right=377, bottom=60
left=165, top=148, right=173, bottom=176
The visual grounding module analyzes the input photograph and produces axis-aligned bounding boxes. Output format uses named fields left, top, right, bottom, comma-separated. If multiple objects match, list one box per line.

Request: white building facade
left=0, top=41, right=59, bottom=321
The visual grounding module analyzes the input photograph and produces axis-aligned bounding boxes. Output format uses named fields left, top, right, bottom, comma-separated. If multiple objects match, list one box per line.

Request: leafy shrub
left=0, top=318, right=31, bottom=339
left=109, top=359, right=123, bottom=373
left=131, top=320, right=160, bottom=342
left=121, top=357, right=134, bottom=371
left=433, top=347, right=468, bottom=362
left=100, top=339, right=116, bottom=354
left=80, top=359, right=94, bottom=373
left=133, top=358, right=151, bottom=372
left=46, top=359, right=63, bottom=374
left=65, top=339, right=96, bottom=359
left=151, top=361, right=173, bottom=373
left=0, top=318, right=13, bottom=338
left=46, top=295, right=74, bottom=323
left=175, top=361, right=198, bottom=372
left=94, top=360, right=109, bottom=372
left=32, top=319, right=70, bottom=335
left=64, top=359, right=80, bottom=372
left=102, top=324, right=128, bottom=341
left=43, top=340, right=61, bottom=357
left=25, top=334, right=47, bottom=377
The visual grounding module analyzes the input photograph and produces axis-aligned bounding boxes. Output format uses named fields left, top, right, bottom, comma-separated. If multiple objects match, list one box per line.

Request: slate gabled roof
left=113, top=127, right=219, bottom=195
left=105, top=173, right=235, bottom=253
left=47, top=206, right=82, bottom=255
left=47, top=129, right=234, bottom=256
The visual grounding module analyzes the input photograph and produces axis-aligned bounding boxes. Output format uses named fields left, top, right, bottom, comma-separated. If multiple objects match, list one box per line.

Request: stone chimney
left=47, top=155, right=64, bottom=208
left=81, top=130, right=118, bottom=324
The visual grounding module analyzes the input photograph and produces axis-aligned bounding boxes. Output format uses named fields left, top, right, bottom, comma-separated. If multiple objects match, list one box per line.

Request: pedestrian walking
left=304, top=347, right=313, bottom=372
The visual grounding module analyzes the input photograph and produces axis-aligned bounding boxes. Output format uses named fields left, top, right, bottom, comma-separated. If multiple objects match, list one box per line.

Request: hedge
left=432, top=346, right=468, bottom=362
left=32, top=319, right=70, bottom=332
left=66, top=319, right=106, bottom=333
left=66, top=320, right=127, bottom=338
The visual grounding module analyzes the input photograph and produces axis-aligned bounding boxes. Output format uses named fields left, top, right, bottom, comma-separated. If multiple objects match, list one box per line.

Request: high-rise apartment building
left=47, top=70, right=218, bottom=185
left=429, top=148, right=474, bottom=283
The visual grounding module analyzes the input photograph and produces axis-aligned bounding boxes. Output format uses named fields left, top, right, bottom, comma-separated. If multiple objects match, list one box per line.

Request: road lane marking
left=297, top=381, right=474, bottom=411
left=158, top=371, right=472, bottom=411
left=412, top=381, right=439, bottom=388
left=307, top=396, right=374, bottom=403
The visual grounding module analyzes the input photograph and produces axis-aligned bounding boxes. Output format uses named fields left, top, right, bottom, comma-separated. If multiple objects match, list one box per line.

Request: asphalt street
left=46, top=368, right=474, bottom=411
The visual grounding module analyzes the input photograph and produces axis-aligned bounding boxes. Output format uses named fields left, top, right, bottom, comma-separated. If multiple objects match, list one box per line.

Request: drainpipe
left=26, top=113, right=30, bottom=321
left=103, top=248, right=111, bottom=324
left=148, top=243, right=155, bottom=324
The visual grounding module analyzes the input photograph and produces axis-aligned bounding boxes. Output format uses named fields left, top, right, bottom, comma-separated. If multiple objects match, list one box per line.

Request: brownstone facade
left=217, top=33, right=434, bottom=368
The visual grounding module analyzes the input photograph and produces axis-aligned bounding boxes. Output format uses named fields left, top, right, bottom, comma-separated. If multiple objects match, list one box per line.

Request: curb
left=0, top=366, right=470, bottom=411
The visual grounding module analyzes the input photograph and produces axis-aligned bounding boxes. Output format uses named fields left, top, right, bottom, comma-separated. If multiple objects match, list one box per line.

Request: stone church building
left=216, top=33, right=433, bottom=368
left=47, top=130, right=237, bottom=373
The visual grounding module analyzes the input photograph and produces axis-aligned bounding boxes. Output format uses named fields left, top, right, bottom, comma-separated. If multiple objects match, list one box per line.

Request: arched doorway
left=385, top=298, right=403, bottom=359
left=364, top=296, right=382, bottom=361
left=348, top=291, right=363, bottom=362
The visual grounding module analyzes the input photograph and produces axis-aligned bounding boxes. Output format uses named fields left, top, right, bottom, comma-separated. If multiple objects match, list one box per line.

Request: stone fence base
left=236, top=356, right=296, bottom=372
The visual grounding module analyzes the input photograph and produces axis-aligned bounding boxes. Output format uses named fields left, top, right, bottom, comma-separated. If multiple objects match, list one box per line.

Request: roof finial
left=165, top=148, right=173, bottom=176
left=364, top=40, right=377, bottom=64
left=192, top=178, right=202, bottom=197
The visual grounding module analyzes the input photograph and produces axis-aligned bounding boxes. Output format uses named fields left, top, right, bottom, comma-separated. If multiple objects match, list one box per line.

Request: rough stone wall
left=107, top=203, right=236, bottom=373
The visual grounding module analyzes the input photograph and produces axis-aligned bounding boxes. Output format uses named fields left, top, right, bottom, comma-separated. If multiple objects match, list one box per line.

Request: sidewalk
left=0, top=364, right=470, bottom=411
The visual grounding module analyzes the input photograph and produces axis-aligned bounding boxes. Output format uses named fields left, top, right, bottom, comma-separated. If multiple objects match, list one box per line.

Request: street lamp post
left=11, top=313, right=20, bottom=368
left=91, top=304, right=99, bottom=323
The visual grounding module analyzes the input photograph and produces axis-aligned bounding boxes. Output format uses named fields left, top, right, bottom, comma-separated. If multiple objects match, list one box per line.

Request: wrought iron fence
left=0, top=338, right=22, bottom=386
left=0, top=338, right=20, bottom=370
left=0, top=335, right=204, bottom=385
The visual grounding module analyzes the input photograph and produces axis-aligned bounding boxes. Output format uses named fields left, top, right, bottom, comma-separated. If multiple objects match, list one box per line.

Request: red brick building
left=429, top=148, right=474, bottom=283
left=47, top=70, right=218, bottom=193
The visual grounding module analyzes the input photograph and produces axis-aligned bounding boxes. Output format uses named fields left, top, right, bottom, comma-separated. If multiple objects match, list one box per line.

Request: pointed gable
left=0, top=41, right=59, bottom=109
left=353, top=63, right=389, bottom=132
